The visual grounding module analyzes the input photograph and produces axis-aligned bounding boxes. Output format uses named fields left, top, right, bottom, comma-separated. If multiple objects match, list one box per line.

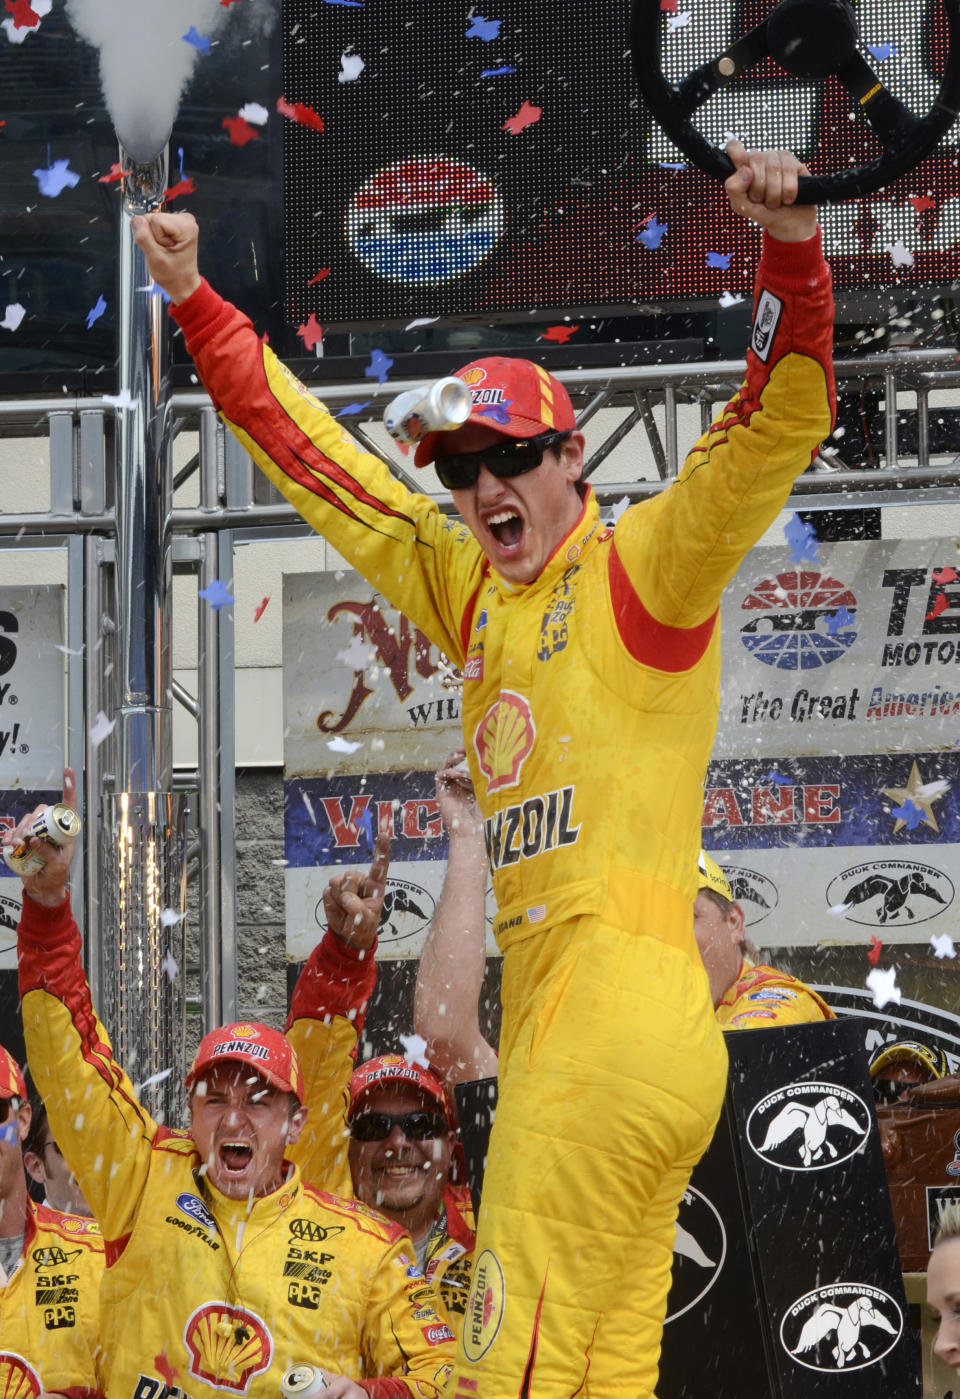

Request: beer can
left=3, top=804, right=82, bottom=876
left=383, top=377, right=472, bottom=445
left=281, top=1366, right=328, bottom=1399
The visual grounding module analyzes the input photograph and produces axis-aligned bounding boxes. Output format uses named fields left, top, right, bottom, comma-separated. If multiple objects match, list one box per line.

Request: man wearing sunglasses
left=134, top=139, right=834, bottom=1398
left=0, top=1042, right=103, bottom=1399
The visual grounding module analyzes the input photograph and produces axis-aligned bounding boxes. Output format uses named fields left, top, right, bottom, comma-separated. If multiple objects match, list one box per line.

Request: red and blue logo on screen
left=739, top=571, right=858, bottom=670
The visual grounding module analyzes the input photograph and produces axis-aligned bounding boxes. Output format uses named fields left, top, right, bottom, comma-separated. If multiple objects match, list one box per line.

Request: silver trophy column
left=97, top=145, right=187, bottom=1124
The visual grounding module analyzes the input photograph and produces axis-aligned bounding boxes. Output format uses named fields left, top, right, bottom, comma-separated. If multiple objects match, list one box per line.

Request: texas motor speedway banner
left=708, top=538, right=960, bottom=949
left=283, top=572, right=495, bottom=961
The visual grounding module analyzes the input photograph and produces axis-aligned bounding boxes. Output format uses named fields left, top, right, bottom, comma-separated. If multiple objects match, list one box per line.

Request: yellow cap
left=697, top=851, right=733, bottom=902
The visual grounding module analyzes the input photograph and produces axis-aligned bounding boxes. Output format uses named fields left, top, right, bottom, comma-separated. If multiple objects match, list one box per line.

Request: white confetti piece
left=399, top=1032, right=431, bottom=1069
left=89, top=709, right=115, bottom=747
left=1, top=303, right=26, bottom=332
left=102, top=389, right=138, bottom=412
left=327, top=736, right=362, bottom=753
left=238, top=102, right=269, bottom=126
left=931, top=932, right=956, bottom=959
left=866, top=966, right=901, bottom=1009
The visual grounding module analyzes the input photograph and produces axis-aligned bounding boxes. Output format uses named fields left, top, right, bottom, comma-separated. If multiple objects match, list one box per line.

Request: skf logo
left=183, top=1302, right=272, bottom=1393
left=780, top=1284, right=902, bottom=1372
left=746, top=1082, right=870, bottom=1171
left=462, top=1249, right=505, bottom=1363
left=740, top=571, right=857, bottom=670
left=474, top=691, right=535, bottom=793
left=0, top=1355, right=41, bottom=1399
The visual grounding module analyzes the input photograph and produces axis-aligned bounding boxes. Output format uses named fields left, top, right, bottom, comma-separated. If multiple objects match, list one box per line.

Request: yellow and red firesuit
left=716, top=958, right=835, bottom=1029
left=170, top=227, right=834, bottom=1397
left=0, top=1196, right=103, bottom=1399
left=18, top=893, right=456, bottom=1399
left=285, top=930, right=476, bottom=1321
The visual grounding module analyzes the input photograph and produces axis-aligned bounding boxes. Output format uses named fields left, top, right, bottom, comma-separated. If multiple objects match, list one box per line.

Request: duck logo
left=739, top=571, right=857, bottom=670
left=780, top=1284, right=902, bottom=1372
left=664, top=1186, right=727, bottom=1323
left=474, top=691, right=536, bottom=793
left=826, top=861, right=953, bottom=927
left=746, top=1081, right=871, bottom=1171
left=0, top=1355, right=41, bottom=1399
left=462, top=1249, right=505, bottom=1363
left=183, top=1302, right=273, bottom=1393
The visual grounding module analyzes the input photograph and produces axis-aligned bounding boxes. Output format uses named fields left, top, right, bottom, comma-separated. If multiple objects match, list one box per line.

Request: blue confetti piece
left=466, top=15, right=501, bottom=39
left=659, top=161, right=687, bottom=170
left=0, top=1120, right=18, bottom=1149
left=356, top=804, right=374, bottom=846
left=365, top=348, right=394, bottom=383
left=177, top=145, right=186, bottom=183
left=759, top=770, right=793, bottom=785
left=892, top=798, right=924, bottom=831
left=636, top=216, right=667, bottom=250
left=477, top=402, right=512, bottom=426
left=783, top=512, right=819, bottom=564
left=33, top=158, right=81, bottom=198
left=706, top=251, right=731, bottom=269
left=151, top=284, right=171, bottom=304
left=198, top=579, right=236, bottom=610
left=867, top=42, right=898, bottom=61
left=336, top=400, right=373, bottom=417
left=480, top=65, right=516, bottom=76
left=825, top=604, right=856, bottom=635
left=326, top=0, right=364, bottom=6
left=85, top=294, right=107, bottom=329
left=182, top=26, right=211, bottom=54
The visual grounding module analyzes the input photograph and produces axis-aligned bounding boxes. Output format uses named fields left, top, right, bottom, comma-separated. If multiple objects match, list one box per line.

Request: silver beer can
left=280, top=1366, right=328, bottom=1399
left=4, top=804, right=82, bottom=876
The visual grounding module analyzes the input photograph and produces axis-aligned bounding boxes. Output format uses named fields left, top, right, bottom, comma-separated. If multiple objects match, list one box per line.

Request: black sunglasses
left=434, top=430, right=571, bottom=492
left=348, top=1110, right=449, bottom=1142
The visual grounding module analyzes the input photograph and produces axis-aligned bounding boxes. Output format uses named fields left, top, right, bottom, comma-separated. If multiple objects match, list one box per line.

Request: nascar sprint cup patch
left=751, top=289, right=783, bottom=362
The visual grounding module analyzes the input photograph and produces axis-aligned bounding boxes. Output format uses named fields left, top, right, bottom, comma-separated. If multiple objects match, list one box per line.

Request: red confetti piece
left=253, top=596, right=270, bottom=623
left=277, top=96, right=325, bottom=132
left=165, top=177, right=197, bottom=202
left=541, top=325, right=578, bottom=344
left=307, top=267, right=331, bottom=285
left=6, top=0, right=40, bottom=29
left=98, top=162, right=125, bottom=184
left=297, top=314, right=323, bottom=351
left=154, top=1353, right=180, bottom=1388
left=660, top=0, right=679, bottom=10
left=933, top=566, right=958, bottom=585
left=222, top=115, right=259, bottom=147
left=868, top=935, right=883, bottom=965
left=908, top=194, right=937, bottom=213
left=927, top=592, right=950, bottom=621
left=220, top=0, right=244, bottom=5
left=502, top=100, right=543, bottom=135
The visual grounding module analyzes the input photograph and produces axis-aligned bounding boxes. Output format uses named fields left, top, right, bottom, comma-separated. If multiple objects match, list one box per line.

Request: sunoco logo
left=746, top=1081, right=870, bottom=1171
left=719, top=866, right=778, bottom=927
left=739, top=571, right=857, bottom=670
left=826, top=861, right=953, bottom=927
left=664, top=1186, right=726, bottom=1323
left=780, top=1283, right=902, bottom=1371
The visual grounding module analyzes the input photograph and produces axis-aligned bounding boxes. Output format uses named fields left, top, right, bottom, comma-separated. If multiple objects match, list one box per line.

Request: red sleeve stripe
left=608, top=541, right=717, bottom=671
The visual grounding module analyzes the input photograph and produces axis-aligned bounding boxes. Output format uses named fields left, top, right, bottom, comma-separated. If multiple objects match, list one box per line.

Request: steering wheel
left=631, top=0, right=960, bottom=202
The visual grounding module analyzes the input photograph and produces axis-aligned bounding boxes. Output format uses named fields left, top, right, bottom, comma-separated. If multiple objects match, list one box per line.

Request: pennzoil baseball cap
left=414, top=356, right=577, bottom=467
left=185, top=1022, right=304, bottom=1103
left=868, top=1039, right=948, bottom=1082
left=348, top=1054, right=450, bottom=1122
left=0, top=1045, right=27, bottom=1101
left=697, top=851, right=734, bottom=903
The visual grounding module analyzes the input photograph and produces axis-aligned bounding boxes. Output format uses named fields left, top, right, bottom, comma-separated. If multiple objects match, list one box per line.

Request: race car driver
left=14, top=778, right=455, bottom=1399
left=696, top=852, right=834, bottom=1028
left=0, top=1041, right=103, bottom=1399
left=132, top=141, right=834, bottom=1397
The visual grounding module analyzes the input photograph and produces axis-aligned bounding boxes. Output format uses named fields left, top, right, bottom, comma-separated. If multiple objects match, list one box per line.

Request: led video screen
left=282, top=0, right=960, bottom=326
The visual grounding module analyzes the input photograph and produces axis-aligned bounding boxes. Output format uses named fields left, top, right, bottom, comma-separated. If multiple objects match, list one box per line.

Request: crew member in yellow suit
left=133, top=142, right=835, bottom=1398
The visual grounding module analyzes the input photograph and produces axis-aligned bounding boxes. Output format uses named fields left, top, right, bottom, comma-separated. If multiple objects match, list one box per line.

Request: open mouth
left=487, top=510, right=523, bottom=550
left=219, top=1141, right=254, bottom=1174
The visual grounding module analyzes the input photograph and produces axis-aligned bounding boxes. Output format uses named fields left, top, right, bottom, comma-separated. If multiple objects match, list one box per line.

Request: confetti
left=85, top=294, right=107, bottom=329
left=137, top=1068, right=174, bottom=1092
left=337, top=635, right=376, bottom=669
left=706, top=251, right=731, bottom=269
left=198, top=579, right=236, bottom=610
left=783, top=512, right=819, bottom=564
left=238, top=102, right=269, bottom=126
left=866, top=966, right=900, bottom=1009
left=502, top=100, right=542, bottom=135
left=164, top=177, right=196, bottom=202
left=541, top=324, right=578, bottom=344
left=161, top=951, right=179, bottom=982
left=466, top=15, right=501, bottom=39
left=481, top=65, right=516, bottom=76
left=98, top=162, right=125, bottom=184
left=89, top=710, right=115, bottom=747
left=477, top=401, right=512, bottom=426
left=909, top=194, right=937, bottom=213
left=297, top=314, right=323, bottom=351
left=182, top=25, right=210, bottom=53
left=636, top=216, right=667, bottom=250
left=887, top=240, right=914, bottom=267
left=867, top=42, right=898, bottom=61
left=891, top=797, right=924, bottom=830
left=759, top=769, right=793, bottom=784
left=327, top=736, right=362, bottom=753
left=0, top=1120, right=19, bottom=1148
left=927, top=592, right=950, bottom=621
left=102, top=389, right=137, bottom=411
left=399, top=1032, right=431, bottom=1069
left=339, top=49, right=365, bottom=82
left=660, top=0, right=678, bottom=10
left=154, top=1354, right=180, bottom=1389
left=867, top=935, right=883, bottom=965
left=356, top=804, right=374, bottom=845
left=160, top=908, right=186, bottom=927
left=33, top=157, right=80, bottom=198
left=335, top=401, right=372, bottom=417
left=659, top=161, right=687, bottom=170
left=719, top=291, right=744, bottom=308
left=5, top=0, right=40, bottom=29
left=1, top=303, right=25, bottom=332
left=608, top=496, right=630, bottom=524
left=825, top=604, right=856, bottom=634
left=365, top=348, right=394, bottom=383
left=277, top=95, right=325, bottom=131
left=307, top=267, right=331, bottom=285
left=253, top=596, right=270, bottom=623
left=932, top=932, right=957, bottom=959
left=933, top=566, right=958, bottom=585
left=404, top=316, right=439, bottom=330
left=222, top=115, right=259, bottom=146
left=667, top=10, right=692, bottom=29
